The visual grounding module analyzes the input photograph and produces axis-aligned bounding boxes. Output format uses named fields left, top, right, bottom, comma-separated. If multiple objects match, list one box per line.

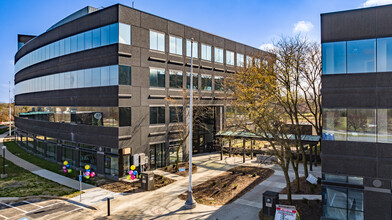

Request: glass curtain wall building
left=14, top=4, right=269, bottom=180
left=321, top=5, right=392, bottom=219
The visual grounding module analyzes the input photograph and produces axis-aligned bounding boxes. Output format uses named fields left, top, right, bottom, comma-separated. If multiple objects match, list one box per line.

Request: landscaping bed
left=99, top=174, right=175, bottom=193
left=159, top=162, right=197, bottom=177
left=280, top=176, right=322, bottom=194
left=259, top=199, right=322, bottom=220
left=0, top=158, right=77, bottom=197
left=179, top=166, right=274, bottom=206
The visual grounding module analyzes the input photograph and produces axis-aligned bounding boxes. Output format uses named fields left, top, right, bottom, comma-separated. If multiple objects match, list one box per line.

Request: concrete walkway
left=0, top=133, right=118, bottom=206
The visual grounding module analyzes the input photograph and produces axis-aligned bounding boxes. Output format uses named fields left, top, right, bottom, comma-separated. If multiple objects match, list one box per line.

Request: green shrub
left=160, top=175, right=164, bottom=180
left=252, top=173, right=257, bottom=177
left=161, top=180, right=165, bottom=184
left=198, top=199, right=204, bottom=203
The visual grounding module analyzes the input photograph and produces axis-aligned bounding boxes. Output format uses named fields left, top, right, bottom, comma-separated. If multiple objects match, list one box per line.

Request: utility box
left=141, top=171, right=154, bottom=191
left=263, top=191, right=279, bottom=217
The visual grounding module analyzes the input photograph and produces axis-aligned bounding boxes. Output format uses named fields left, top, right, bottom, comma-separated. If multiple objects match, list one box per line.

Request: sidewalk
left=0, top=133, right=118, bottom=206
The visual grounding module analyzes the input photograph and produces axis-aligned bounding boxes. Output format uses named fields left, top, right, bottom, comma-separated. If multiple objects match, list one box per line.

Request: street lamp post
left=1, top=146, right=7, bottom=178
left=9, top=81, right=11, bottom=137
left=185, top=38, right=196, bottom=209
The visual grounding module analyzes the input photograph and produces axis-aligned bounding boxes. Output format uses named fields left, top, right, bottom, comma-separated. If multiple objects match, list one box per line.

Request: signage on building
left=274, top=205, right=297, bottom=220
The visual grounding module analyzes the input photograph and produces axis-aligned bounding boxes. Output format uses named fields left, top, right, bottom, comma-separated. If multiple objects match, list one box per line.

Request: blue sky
left=0, top=0, right=390, bottom=103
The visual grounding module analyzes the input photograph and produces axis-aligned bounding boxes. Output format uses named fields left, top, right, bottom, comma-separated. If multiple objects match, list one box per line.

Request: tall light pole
left=185, top=38, right=196, bottom=209
left=1, top=146, right=7, bottom=178
left=9, top=81, right=11, bottom=137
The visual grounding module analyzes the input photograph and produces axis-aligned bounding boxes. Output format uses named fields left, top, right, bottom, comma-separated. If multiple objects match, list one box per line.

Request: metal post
left=314, top=144, right=318, bottom=167
left=185, top=38, right=196, bottom=209
left=229, top=140, right=232, bottom=157
left=243, top=139, right=246, bottom=163
left=79, top=170, right=82, bottom=202
left=309, top=145, right=313, bottom=171
left=251, top=140, right=254, bottom=160
left=1, top=146, right=7, bottom=178
left=9, top=81, right=11, bottom=137
left=107, top=198, right=110, bottom=216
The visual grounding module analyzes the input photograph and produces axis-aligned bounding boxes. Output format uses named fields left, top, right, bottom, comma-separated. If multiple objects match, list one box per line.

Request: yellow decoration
left=85, top=165, right=90, bottom=170
left=63, top=161, right=68, bottom=166
left=130, top=165, right=135, bottom=170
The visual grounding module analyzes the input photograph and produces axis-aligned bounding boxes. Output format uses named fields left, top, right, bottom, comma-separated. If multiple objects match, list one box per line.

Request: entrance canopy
left=216, top=130, right=320, bottom=144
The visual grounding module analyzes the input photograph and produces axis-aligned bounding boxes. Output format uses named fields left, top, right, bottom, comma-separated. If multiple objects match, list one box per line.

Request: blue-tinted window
left=84, top=69, right=92, bottom=87
left=54, top=41, right=60, bottom=57
left=77, top=70, right=84, bottom=88
left=322, top=42, right=346, bottom=74
left=92, top=68, right=101, bottom=87
left=119, top=23, right=131, bottom=45
left=109, top=66, right=118, bottom=85
left=64, top=37, right=71, bottom=54
left=77, top=33, right=85, bottom=51
left=70, top=35, right=77, bottom=53
left=92, top=28, right=101, bottom=48
left=85, top=30, right=92, bottom=50
left=59, top=39, right=65, bottom=56
left=109, top=23, right=119, bottom=44
left=377, top=37, right=392, bottom=72
left=101, top=26, right=110, bottom=45
left=101, top=66, right=110, bottom=86
left=347, top=39, right=376, bottom=73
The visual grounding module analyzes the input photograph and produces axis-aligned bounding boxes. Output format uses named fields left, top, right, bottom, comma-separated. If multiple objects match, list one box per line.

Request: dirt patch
left=159, top=162, right=197, bottom=177
left=99, top=174, right=175, bottom=193
left=280, top=176, right=322, bottom=195
left=179, top=166, right=274, bottom=206
left=259, top=199, right=322, bottom=220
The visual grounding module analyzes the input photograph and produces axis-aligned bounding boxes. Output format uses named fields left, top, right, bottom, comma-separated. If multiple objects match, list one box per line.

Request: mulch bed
left=99, top=174, right=175, bottom=193
left=179, top=166, right=274, bottom=206
left=280, top=176, right=322, bottom=194
left=159, top=162, right=197, bottom=177
left=258, top=199, right=322, bottom=220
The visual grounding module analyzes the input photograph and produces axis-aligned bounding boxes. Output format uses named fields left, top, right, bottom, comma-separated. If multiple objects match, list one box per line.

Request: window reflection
left=150, top=107, right=165, bottom=125
left=215, top=48, right=223, bottom=63
left=150, top=68, right=165, bottom=87
left=347, top=109, right=376, bottom=142
left=201, top=74, right=212, bottom=91
left=322, top=109, right=347, bottom=141
left=347, top=39, right=376, bottom=73
left=15, top=23, right=130, bottom=74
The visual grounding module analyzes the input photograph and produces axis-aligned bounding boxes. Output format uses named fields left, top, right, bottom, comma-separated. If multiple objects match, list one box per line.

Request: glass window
left=101, top=66, right=110, bottom=86
left=150, top=30, right=165, bottom=52
left=47, top=142, right=57, bottom=160
left=169, top=144, right=183, bottom=164
left=105, top=154, right=119, bottom=177
left=377, top=37, right=392, bottom=72
left=70, top=35, right=77, bottom=53
left=64, top=72, right=71, bottom=89
left=150, top=107, right=165, bottom=125
left=109, top=23, right=119, bottom=44
left=322, top=42, right=346, bottom=74
left=54, top=41, right=60, bottom=57
left=215, top=48, right=224, bottom=63
left=377, top=109, right=392, bottom=143
left=64, top=37, right=71, bottom=54
left=70, top=71, right=77, bottom=88
left=169, top=36, right=182, bottom=55
left=201, top=75, right=212, bottom=91
left=170, top=107, right=183, bottom=123
left=77, top=33, right=85, bottom=51
left=119, top=23, right=131, bottom=45
left=119, top=107, right=131, bottom=127
left=214, top=76, right=224, bottom=91
left=324, top=174, right=347, bottom=183
left=101, top=25, right=110, bottom=45
left=92, top=28, right=101, bottom=48
left=92, top=68, right=101, bottom=87
left=84, top=69, right=92, bottom=87
left=109, top=65, right=119, bottom=85
left=169, top=70, right=183, bottom=89
left=186, top=40, right=198, bottom=58
left=80, top=150, right=97, bottom=170
left=49, top=43, right=55, bottom=58
left=59, top=39, right=65, bottom=56
left=186, top=73, right=198, bottom=89
left=85, top=30, right=92, bottom=50
left=119, top=65, right=132, bottom=85
left=237, top=53, right=244, bottom=67
left=150, top=68, right=165, bottom=87
left=347, top=39, right=376, bottom=73
left=323, top=186, right=364, bottom=220
left=77, top=70, right=85, bottom=88
left=201, top=44, right=212, bottom=61
left=347, top=109, right=376, bottom=142
left=322, top=108, right=347, bottom=141
left=246, top=55, right=253, bottom=67
left=62, top=147, right=75, bottom=166
left=226, top=50, right=235, bottom=65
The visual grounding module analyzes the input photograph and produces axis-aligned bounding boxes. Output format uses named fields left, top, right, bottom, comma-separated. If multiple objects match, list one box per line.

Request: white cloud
left=293, top=21, right=314, bottom=33
left=362, top=0, right=392, bottom=7
left=259, top=43, right=276, bottom=52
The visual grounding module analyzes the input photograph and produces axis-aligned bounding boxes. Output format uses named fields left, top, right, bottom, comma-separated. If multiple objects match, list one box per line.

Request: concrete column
left=96, top=152, right=105, bottom=175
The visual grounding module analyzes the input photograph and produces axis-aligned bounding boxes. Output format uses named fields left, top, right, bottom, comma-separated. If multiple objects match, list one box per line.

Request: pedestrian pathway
left=0, top=133, right=118, bottom=206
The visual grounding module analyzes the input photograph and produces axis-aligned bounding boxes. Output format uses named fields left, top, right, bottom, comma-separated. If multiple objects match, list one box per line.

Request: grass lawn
left=0, top=127, right=11, bottom=135
left=0, top=158, right=77, bottom=197
left=3, top=141, right=113, bottom=186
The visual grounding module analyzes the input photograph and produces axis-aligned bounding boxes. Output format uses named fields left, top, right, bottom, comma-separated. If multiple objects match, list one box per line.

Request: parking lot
left=0, top=199, right=89, bottom=220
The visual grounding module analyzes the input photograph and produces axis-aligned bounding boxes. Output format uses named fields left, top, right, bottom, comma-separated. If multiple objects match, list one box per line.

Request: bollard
left=107, top=197, right=110, bottom=216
